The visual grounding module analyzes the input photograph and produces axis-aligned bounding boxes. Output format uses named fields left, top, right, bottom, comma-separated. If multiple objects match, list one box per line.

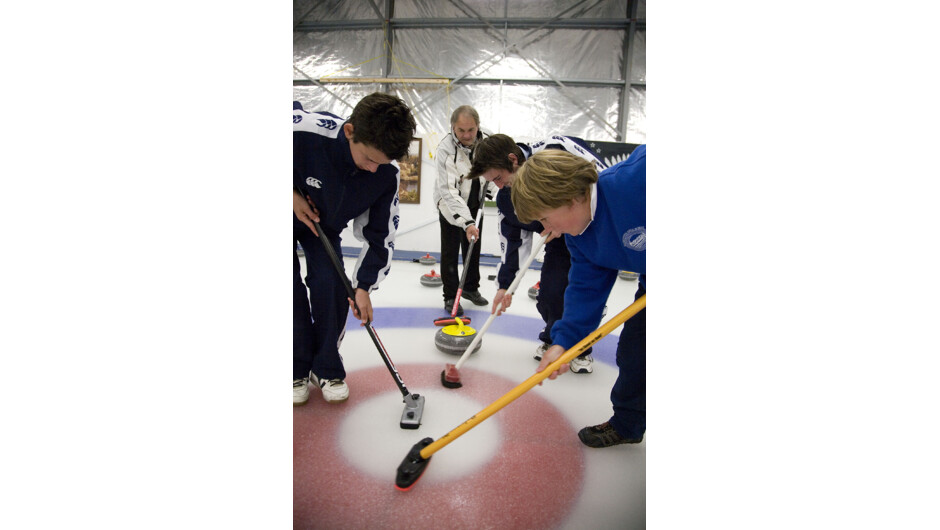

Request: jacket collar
left=331, top=121, right=357, bottom=171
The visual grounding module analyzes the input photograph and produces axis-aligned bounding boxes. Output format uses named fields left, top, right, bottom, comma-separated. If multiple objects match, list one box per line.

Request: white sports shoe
left=293, top=377, right=310, bottom=406
left=570, top=354, right=594, bottom=374
left=534, top=342, right=550, bottom=361
left=311, top=372, right=349, bottom=403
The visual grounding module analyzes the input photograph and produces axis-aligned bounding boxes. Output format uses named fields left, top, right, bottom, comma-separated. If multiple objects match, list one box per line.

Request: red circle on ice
left=294, top=364, right=585, bottom=529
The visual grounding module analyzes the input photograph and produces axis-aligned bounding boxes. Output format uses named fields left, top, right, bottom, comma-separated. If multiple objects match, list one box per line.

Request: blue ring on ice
left=346, top=306, right=621, bottom=366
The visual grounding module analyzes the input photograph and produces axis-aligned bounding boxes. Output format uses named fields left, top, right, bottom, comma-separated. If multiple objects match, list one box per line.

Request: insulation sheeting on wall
left=392, top=0, right=629, bottom=18
left=293, top=84, right=381, bottom=117
left=631, top=30, right=646, bottom=84
left=293, top=1, right=377, bottom=21
left=391, top=27, right=625, bottom=82
left=293, top=0, right=645, bottom=142
left=627, top=86, right=646, bottom=143
left=292, top=82, right=624, bottom=143
left=293, top=30, right=386, bottom=79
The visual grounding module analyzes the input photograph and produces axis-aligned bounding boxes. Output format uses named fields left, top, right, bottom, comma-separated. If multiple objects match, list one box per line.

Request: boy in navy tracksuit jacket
left=468, top=134, right=606, bottom=373
left=292, top=94, right=416, bottom=405
left=512, top=145, right=646, bottom=447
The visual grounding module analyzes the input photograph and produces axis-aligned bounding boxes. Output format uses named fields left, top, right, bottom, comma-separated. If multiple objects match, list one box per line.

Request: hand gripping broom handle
left=451, top=205, right=486, bottom=318
left=453, top=233, right=548, bottom=370
left=311, top=218, right=411, bottom=399
left=421, top=293, right=646, bottom=459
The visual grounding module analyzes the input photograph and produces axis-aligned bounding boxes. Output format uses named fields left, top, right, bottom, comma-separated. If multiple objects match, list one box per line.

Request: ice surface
left=295, top=257, right=645, bottom=529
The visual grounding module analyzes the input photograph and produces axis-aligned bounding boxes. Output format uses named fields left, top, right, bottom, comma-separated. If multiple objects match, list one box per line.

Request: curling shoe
left=293, top=377, right=310, bottom=406
left=534, top=342, right=550, bottom=361
left=461, top=290, right=489, bottom=306
left=570, top=354, right=594, bottom=374
left=578, top=421, right=643, bottom=448
left=444, top=298, right=464, bottom=317
left=310, top=372, right=349, bottom=403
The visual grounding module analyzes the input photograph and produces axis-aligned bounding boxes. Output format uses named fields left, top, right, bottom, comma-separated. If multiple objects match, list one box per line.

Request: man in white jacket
left=432, top=105, right=495, bottom=316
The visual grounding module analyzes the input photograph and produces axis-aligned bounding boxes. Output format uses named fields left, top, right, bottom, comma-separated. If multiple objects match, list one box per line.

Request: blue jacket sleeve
left=550, top=236, right=617, bottom=349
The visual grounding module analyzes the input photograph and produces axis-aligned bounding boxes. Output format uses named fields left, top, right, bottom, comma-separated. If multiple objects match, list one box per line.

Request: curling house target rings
left=294, top=364, right=585, bottom=529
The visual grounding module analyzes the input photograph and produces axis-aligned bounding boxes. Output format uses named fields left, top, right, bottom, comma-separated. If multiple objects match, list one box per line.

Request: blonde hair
left=511, top=150, right=598, bottom=223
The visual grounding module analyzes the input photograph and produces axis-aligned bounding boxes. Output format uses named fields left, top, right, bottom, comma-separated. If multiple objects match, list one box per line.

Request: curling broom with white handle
left=440, top=233, right=548, bottom=388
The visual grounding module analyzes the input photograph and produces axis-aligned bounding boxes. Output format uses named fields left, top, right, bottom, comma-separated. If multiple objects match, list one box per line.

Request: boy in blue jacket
left=292, top=94, right=416, bottom=405
left=512, top=146, right=646, bottom=447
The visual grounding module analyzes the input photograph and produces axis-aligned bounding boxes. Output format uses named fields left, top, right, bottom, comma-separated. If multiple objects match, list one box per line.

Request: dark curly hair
left=347, top=93, right=417, bottom=161
left=467, top=133, right=525, bottom=180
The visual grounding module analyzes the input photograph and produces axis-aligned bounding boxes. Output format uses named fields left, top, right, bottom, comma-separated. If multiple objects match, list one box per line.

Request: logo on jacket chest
left=317, top=119, right=337, bottom=130
left=306, top=177, right=322, bottom=189
left=622, top=226, right=646, bottom=251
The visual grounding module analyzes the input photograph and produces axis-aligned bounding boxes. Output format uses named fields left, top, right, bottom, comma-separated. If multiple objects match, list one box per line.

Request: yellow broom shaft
left=420, top=294, right=646, bottom=459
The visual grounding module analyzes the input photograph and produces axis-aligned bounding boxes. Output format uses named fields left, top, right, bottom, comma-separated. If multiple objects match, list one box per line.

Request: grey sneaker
left=570, top=354, right=594, bottom=374
left=534, top=342, right=550, bottom=361
left=293, top=377, right=309, bottom=406
left=310, top=372, right=349, bottom=403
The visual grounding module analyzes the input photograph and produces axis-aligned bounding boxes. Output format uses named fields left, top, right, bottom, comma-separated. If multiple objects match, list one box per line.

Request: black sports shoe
left=578, top=422, right=643, bottom=448
left=461, top=290, right=489, bottom=306
left=444, top=298, right=464, bottom=316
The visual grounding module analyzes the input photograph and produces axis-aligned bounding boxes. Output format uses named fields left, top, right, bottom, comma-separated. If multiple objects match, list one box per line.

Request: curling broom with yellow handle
left=396, top=294, right=646, bottom=490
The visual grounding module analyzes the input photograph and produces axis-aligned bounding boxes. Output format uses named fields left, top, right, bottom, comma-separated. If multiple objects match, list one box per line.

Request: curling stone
left=527, top=281, right=540, bottom=300
left=420, top=269, right=443, bottom=287
left=618, top=270, right=639, bottom=281
left=419, top=253, right=436, bottom=265
left=434, top=319, right=482, bottom=356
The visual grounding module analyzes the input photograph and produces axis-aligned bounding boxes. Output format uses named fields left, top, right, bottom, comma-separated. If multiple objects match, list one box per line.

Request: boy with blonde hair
left=512, top=146, right=646, bottom=447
